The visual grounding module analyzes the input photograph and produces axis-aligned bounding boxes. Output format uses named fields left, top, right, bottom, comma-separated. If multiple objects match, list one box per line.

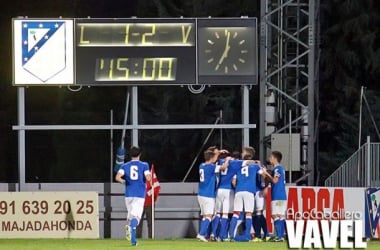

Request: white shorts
left=198, top=196, right=215, bottom=215
left=125, top=197, right=145, bottom=220
left=215, top=188, right=235, bottom=214
left=234, top=191, right=255, bottom=213
left=271, top=200, right=287, bottom=216
left=255, top=190, right=265, bottom=211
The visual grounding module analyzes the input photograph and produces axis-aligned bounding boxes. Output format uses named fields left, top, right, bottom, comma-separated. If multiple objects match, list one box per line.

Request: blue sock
left=244, top=216, right=253, bottom=239
left=130, top=218, right=138, bottom=245
left=279, top=218, right=285, bottom=238
left=229, top=215, right=239, bottom=239
left=199, top=218, right=211, bottom=236
left=211, top=215, right=220, bottom=237
left=259, top=214, right=268, bottom=237
left=274, top=219, right=280, bottom=238
left=219, top=217, right=229, bottom=240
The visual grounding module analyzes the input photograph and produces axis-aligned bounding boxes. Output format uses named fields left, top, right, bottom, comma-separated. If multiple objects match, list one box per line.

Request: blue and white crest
left=365, top=188, right=380, bottom=238
left=21, top=21, right=67, bottom=82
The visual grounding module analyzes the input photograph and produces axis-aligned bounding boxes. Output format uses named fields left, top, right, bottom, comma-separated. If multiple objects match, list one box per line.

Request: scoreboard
left=12, top=18, right=257, bottom=86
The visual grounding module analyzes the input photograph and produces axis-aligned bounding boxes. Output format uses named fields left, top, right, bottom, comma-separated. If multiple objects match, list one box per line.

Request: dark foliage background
left=0, top=0, right=379, bottom=184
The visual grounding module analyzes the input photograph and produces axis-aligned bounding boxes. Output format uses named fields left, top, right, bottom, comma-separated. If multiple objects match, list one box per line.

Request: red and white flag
left=145, top=164, right=160, bottom=206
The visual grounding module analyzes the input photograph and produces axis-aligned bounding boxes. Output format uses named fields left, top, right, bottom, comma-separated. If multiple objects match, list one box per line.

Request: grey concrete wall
left=0, top=182, right=200, bottom=239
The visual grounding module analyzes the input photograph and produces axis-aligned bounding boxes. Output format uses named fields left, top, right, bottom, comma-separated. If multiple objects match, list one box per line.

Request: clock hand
left=216, top=32, right=231, bottom=66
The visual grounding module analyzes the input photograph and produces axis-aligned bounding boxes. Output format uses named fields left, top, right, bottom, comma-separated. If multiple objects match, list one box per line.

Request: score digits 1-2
left=77, top=23, right=194, bottom=47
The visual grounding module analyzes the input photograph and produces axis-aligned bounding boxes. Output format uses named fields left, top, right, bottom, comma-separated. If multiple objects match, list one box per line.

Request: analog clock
left=198, top=27, right=256, bottom=76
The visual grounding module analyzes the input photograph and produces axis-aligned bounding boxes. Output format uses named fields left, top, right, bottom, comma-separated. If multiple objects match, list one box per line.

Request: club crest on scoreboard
left=13, top=19, right=74, bottom=85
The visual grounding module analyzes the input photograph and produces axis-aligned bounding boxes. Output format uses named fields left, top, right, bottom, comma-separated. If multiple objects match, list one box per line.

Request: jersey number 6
left=130, top=166, right=139, bottom=180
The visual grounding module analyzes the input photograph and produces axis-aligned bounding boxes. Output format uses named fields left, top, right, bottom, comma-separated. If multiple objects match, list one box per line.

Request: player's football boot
left=197, top=234, right=209, bottom=242
left=125, top=225, right=131, bottom=241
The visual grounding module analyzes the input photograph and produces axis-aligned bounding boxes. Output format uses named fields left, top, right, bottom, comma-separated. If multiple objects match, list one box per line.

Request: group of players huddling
left=197, top=146, right=287, bottom=242
left=115, top=145, right=287, bottom=246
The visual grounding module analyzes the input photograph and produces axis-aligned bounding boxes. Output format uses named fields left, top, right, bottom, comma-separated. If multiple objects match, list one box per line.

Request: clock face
left=198, top=27, right=255, bottom=76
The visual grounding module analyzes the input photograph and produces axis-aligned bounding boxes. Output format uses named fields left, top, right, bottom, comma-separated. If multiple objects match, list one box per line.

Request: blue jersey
left=119, top=160, right=150, bottom=198
left=271, top=165, right=287, bottom=200
left=198, top=163, right=218, bottom=198
left=235, top=164, right=262, bottom=194
left=256, top=169, right=267, bottom=191
left=219, top=160, right=243, bottom=190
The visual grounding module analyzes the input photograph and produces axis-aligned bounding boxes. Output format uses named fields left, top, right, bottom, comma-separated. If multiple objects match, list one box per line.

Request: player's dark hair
left=232, top=151, right=241, bottom=159
left=218, top=150, right=230, bottom=160
left=242, top=146, right=255, bottom=160
left=271, top=151, right=282, bottom=163
left=130, top=146, right=141, bottom=158
left=204, top=150, right=215, bottom=162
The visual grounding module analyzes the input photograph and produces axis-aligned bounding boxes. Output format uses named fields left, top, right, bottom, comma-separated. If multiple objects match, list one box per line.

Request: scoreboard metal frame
left=12, top=17, right=257, bottom=86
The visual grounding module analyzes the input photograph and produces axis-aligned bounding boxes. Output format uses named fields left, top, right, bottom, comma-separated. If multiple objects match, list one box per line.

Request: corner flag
left=146, top=164, right=160, bottom=206
left=147, top=164, right=160, bottom=239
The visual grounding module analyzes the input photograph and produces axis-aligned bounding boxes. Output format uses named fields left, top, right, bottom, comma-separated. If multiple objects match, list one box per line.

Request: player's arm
left=220, top=156, right=232, bottom=171
left=144, top=165, right=152, bottom=183
left=264, top=169, right=280, bottom=184
left=115, top=169, right=126, bottom=184
left=242, top=160, right=261, bottom=166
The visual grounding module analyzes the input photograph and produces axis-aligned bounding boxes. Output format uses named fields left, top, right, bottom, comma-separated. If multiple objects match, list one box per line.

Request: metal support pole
left=17, top=87, right=26, bottom=191
left=242, top=86, right=250, bottom=147
left=220, top=110, right=223, bottom=149
left=358, top=86, right=364, bottom=150
left=357, top=86, right=364, bottom=184
left=307, top=0, right=316, bottom=185
left=104, top=110, right=113, bottom=238
left=259, top=0, right=268, bottom=162
left=131, top=86, right=139, bottom=146
left=367, top=136, right=371, bottom=187
left=289, top=110, right=293, bottom=184
left=151, top=174, right=155, bottom=239
left=110, top=110, right=114, bottom=182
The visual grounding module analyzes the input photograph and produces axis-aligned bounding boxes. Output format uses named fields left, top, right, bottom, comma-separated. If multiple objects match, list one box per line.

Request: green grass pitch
left=0, top=239, right=380, bottom=250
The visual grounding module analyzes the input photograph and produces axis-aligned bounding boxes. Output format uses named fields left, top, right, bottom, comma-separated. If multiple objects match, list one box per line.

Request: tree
left=319, top=0, right=380, bottom=183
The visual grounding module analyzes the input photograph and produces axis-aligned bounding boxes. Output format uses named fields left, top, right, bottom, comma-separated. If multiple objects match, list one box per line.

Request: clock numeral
left=233, top=64, right=238, bottom=71
left=239, top=39, right=246, bottom=45
left=207, top=39, right=214, bottom=45
left=116, top=58, right=129, bottom=79
left=96, top=58, right=176, bottom=81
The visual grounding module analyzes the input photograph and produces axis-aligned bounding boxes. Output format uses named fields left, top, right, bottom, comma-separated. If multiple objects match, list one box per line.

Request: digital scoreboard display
left=13, top=18, right=257, bottom=86
left=75, top=19, right=196, bottom=85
